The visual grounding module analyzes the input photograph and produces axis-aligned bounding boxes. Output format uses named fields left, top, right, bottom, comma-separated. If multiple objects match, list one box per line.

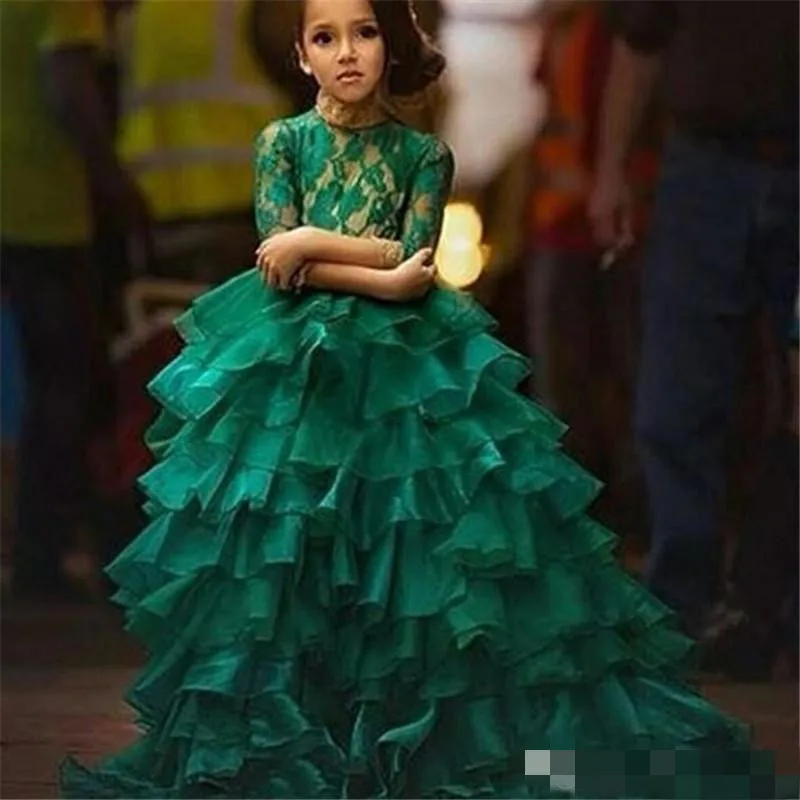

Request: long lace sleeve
left=254, top=121, right=301, bottom=240
left=400, top=138, right=455, bottom=259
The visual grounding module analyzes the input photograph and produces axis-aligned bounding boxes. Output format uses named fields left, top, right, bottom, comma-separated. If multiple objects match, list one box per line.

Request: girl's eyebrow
left=308, top=16, right=378, bottom=32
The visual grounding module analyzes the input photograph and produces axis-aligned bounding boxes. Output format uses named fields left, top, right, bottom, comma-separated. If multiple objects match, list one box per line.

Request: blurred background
left=0, top=1, right=797, bottom=796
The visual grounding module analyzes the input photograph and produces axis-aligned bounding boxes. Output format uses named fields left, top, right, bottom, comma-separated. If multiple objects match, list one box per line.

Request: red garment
left=530, top=8, right=659, bottom=254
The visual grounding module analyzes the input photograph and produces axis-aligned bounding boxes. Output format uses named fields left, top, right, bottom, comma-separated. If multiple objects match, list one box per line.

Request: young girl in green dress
left=62, top=1, right=761, bottom=797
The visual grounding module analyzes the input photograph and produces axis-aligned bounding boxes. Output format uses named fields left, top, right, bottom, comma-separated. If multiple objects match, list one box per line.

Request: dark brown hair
left=297, top=0, right=446, bottom=97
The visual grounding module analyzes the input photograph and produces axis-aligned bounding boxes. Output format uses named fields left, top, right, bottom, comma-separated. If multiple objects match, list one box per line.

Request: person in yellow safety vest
left=118, top=0, right=294, bottom=283
left=0, top=0, right=151, bottom=600
left=524, top=0, right=663, bottom=546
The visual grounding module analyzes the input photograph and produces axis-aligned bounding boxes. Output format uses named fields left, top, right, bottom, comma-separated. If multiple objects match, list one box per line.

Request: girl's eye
left=311, top=31, right=333, bottom=46
left=357, top=24, right=380, bottom=40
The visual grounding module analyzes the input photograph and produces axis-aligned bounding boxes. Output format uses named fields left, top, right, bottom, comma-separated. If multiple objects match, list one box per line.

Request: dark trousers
left=730, top=336, right=799, bottom=641
left=525, top=248, right=646, bottom=541
left=1, top=243, right=103, bottom=587
left=636, top=134, right=799, bottom=629
left=731, top=428, right=799, bottom=630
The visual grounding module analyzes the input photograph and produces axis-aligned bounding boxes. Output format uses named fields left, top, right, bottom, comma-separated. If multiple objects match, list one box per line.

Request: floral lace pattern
left=254, top=107, right=454, bottom=261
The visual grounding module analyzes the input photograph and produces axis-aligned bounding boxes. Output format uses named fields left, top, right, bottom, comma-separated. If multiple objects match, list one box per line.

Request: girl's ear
left=296, top=43, right=313, bottom=76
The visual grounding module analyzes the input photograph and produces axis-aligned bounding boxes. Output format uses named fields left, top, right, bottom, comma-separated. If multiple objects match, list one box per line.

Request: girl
left=62, top=1, right=757, bottom=798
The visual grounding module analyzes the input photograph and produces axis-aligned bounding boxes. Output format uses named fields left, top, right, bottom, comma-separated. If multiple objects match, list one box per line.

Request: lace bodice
left=253, top=106, right=454, bottom=261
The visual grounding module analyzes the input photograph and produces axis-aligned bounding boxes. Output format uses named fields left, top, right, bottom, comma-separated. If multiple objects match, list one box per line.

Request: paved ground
left=2, top=601, right=798, bottom=799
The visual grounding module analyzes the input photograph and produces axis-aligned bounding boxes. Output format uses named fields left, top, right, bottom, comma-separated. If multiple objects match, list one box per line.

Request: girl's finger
left=280, top=266, right=297, bottom=291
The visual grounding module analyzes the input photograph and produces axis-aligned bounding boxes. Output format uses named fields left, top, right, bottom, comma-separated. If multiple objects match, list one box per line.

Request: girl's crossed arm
left=253, top=122, right=453, bottom=301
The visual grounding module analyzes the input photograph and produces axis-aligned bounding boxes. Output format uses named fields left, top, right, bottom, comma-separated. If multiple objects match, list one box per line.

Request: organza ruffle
left=61, top=273, right=751, bottom=799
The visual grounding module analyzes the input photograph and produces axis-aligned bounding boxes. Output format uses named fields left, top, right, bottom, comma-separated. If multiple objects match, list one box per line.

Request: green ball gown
left=61, top=95, right=763, bottom=799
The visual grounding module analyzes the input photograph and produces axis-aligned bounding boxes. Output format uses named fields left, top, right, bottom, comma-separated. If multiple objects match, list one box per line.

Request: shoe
left=697, top=604, right=779, bottom=682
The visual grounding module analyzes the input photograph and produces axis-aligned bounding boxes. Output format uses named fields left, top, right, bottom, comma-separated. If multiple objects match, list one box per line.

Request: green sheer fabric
left=60, top=108, right=757, bottom=799
left=253, top=112, right=453, bottom=259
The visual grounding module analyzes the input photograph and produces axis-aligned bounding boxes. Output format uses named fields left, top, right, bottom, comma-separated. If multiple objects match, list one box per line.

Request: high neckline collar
left=315, top=90, right=389, bottom=131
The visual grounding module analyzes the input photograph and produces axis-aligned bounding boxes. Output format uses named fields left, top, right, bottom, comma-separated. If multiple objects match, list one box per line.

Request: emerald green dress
left=61, top=108, right=756, bottom=799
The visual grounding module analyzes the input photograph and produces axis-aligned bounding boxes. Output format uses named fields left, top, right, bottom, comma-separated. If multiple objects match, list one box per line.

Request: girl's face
left=298, top=0, right=386, bottom=105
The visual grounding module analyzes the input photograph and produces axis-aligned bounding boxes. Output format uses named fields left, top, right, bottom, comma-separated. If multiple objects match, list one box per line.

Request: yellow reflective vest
left=120, top=0, right=292, bottom=222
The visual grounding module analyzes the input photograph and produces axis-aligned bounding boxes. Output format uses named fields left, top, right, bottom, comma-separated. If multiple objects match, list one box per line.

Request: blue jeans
left=637, top=134, right=799, bottom=629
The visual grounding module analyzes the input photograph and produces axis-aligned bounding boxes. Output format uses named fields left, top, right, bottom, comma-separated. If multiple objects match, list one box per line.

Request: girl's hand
left=256, top=229, right=307, bottom=289
left=383, top=248, right=435, bottom=301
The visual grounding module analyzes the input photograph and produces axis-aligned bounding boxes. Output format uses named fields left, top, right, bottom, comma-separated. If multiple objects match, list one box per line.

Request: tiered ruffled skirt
left=61, top=272, right=751, bottom=798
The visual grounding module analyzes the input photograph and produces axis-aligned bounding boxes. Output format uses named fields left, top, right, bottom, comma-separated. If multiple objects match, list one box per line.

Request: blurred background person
left=116, top=0, right=294, bottom=284
left=702, top=302, right=799, bottom=681
left=0, top=298, right=25, bottom=592
left=0, top=0, right=150, bottom=599
left=523, top=0, right=661, bottom=546
left=591, top=0, right=799, bottom=643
